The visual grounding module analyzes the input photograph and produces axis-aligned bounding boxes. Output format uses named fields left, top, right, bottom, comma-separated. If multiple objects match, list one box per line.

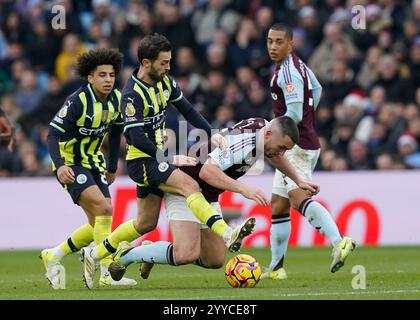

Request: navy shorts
left=127, top=157, right=176, bottom=199
left=55, top=166, right=110, bottom=204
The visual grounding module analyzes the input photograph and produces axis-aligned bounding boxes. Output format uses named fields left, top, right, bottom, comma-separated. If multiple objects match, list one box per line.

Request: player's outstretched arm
left=199, top=158, right=268, bottom=206
left=268, top=154, right=319, bottom=196
left=172, top=97, right=228, bottom=150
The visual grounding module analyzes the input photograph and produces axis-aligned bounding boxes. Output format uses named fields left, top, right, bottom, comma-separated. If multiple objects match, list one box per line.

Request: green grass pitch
left=1, top=246, right=419, bottom=300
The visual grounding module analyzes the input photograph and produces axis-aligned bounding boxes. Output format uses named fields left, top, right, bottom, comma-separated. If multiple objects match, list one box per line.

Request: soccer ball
left=224, top=254, right=261, bottom=288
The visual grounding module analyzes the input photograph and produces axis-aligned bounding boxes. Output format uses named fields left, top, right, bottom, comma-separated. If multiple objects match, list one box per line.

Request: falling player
left=105, top=117, right=319, bottom=281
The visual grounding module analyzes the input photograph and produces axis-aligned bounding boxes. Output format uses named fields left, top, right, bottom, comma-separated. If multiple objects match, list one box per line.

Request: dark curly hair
left=76, top=48, right=124, bottom=78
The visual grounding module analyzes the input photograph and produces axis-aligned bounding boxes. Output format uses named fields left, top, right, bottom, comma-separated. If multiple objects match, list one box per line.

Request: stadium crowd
left=0, top=0, right=419, bottom=176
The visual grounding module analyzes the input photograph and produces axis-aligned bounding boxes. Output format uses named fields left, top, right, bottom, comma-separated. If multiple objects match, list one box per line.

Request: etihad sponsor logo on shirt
left=79, top=125, right=108, bottom=137
left=144, top=110, right=166, bottom=130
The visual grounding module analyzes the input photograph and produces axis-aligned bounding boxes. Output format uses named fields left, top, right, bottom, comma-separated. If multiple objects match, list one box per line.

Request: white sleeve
left=208, top=133, right=255, bottom=171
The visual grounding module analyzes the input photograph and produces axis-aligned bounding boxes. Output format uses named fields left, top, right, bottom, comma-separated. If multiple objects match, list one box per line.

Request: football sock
left=92, top=220, right=141, bottom=260
left=120, top=241, right=176, bottom=266
left=269, top=214, right=291, bottom=271
left=299, top=198, right=342, bottom=246
left=93, top=216, right=113, bottom=269
left=186, top=192, right=228, bottom=237
left=51, top=224, right=94, bottom=259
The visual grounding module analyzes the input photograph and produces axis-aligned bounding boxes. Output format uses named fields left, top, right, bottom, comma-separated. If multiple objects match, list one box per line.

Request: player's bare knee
left=271, top=200, right=290, bottom=216
left=89, top=200, right=113, bottom=216
left=179, top=177, right=200, bottom=197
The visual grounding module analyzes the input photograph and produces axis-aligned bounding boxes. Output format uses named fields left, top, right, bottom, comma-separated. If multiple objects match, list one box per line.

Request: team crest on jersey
left=158, top=162, right=169, bottom=172
left=271, top=93, right=278, bottom=100
left=163, top=90, right=170, bottom=101
left=58, top=105, right=69, bottom=118
left=76, top=174, right=87, bottom=184
left=286, top=83, right=295, bottom=93
left=125, top=103, right=136, bottom=117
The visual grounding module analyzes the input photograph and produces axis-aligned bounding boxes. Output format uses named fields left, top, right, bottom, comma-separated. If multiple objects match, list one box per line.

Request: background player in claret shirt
left=104, top=117, right=319, bottom=281
left=264, top=23, right=356, bottom=280
left=81, top=34, right=256, bottom=289
left=41, top=48, right=136, bottom=289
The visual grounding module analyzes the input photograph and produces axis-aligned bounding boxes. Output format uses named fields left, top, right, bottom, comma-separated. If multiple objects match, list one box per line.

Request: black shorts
left=55, top=166, right=110, bottom=204
left=127, top=157, right=176, bottom=199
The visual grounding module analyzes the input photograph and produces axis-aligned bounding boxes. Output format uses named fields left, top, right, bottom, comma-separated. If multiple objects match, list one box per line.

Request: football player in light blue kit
left=263, top=23, right=356, bottom=280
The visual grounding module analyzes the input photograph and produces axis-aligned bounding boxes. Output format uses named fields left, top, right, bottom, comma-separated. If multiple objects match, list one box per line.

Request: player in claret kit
left=40, top=48, right=136, bottom=289
left=264, top=23, right=356, bottom=280
left=105, top=117, right=319, bottom=282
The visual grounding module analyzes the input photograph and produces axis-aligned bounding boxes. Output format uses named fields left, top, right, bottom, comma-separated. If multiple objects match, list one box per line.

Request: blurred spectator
left=323, top=60, right=356, bottom=108
left=372, top=54, right=415, bottom=103
left=331, top=155, right=349, bottom=171
left=375, top=152, right=397, bottom=170
left=202, top=69, right=227, bottom=121
left=205, top=42, right=232, bottom=75
left=191, top=0, right=241, bottom=53
left=30, top=76, right=66, bottom=126
left=354, top=86, right=386, bottom=143
left=356, top=46, right=382, bottom=90
left=55, top=33, right=87, bottom=82
left=13, top=69, right=44, bottom=116
left=235, top=79, right=271, bottom=121
left=397, top=133, right=420, bottom=168
left=228, top=17, right=262, bottom=71
left=408, top=37, right=420, bottom=89
left=211, top=104, right=236, bottom=129
left=347, top=138, right=374, bottom=170
left=26, top=19, right=58, bottom=74
left=309, top=22, right=359, bottom=82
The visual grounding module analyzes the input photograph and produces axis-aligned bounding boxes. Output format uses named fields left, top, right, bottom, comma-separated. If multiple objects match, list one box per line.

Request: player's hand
left=57, top=165, right=75, bottom=184
left=0, top=116, right=15, bottom=152
left=172, top=155, right=197, bottom=167
left=211, top=133, right=228, bottom=150
left=298, top=181, right=320, bottom=196
left=240, top=185, right=268, bottom=206
left=105, top=171, right=116, bottom=186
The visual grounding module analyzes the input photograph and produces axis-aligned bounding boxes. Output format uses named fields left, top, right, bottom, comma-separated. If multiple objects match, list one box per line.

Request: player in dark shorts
left=265, top=23, right=356, bottom=280
left=40, top=48, right=136, bottom=289
left=104, top=117, right=319, bottom=281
